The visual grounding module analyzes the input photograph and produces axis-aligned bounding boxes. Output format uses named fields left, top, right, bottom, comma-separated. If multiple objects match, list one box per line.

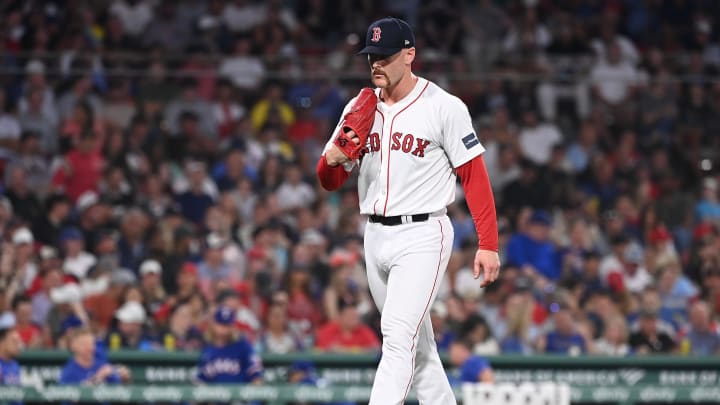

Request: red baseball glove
left=333, top=88, right=377, bottom=160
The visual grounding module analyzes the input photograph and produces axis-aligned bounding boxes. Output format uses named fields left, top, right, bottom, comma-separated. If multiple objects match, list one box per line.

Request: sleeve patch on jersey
left=462, top=133, right=480, bottom=149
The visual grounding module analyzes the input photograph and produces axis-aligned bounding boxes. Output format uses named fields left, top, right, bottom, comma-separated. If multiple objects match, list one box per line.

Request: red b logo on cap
left=371, top=27, right=382, bottom=42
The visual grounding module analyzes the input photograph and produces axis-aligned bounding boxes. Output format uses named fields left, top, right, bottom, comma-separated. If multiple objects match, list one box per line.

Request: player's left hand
left=474, top=249, right=500, bottom=287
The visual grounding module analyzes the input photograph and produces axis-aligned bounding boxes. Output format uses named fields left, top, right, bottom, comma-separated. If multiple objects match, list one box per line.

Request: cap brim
left=357, top=46, right=402, bottom=56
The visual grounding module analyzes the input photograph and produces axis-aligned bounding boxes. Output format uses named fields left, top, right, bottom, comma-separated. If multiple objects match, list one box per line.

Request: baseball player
left=316, top=17, right=500, bottom=405
left=196, top=306, right=263, bottom=384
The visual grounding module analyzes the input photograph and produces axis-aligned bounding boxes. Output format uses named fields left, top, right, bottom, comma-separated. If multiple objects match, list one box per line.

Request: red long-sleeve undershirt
left=456, top=155, right=499, bottom=252
left=316, top=154, right=350, bottom=191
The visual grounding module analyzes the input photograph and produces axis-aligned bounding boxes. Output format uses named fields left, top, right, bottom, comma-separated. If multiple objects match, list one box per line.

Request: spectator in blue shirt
left=60, top=328, right=130, bottom=384
left=540, top=306, right=587, bottom=355
left=506, top=210, right=561, bottom=281
left=0, top=312, right=22, bottom=401
left=196, top=306, right=263, bottom=384
left=682, top=301, right=720, bottom=356
left=695, top=178, right=720, bottom=222
left=447, top=339, right=494, bottom=385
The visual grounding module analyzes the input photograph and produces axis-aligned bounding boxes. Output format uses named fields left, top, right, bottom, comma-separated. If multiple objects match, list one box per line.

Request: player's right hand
left=326, top=130, right=361, bottom=166
left=474, top=248, right=501, bottom=287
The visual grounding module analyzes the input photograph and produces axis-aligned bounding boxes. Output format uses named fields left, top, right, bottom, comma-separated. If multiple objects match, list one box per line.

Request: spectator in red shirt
left=51, top=132, right=105, bottom=203
left=315, top=299, right=380, bottom=353
left=12, top=296, right=41, bottom=348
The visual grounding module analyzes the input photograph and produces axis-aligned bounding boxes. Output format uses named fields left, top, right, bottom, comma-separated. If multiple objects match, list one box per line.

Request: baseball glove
left=333, top=87, right=377, bottom=160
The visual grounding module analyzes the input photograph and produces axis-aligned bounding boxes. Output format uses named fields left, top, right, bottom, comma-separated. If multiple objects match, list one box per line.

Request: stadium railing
left=7, top=351, right=720, bottom=405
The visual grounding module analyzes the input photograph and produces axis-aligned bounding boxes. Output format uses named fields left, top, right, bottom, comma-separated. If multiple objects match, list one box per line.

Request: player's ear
left=405, top=47, right=415, bottom=65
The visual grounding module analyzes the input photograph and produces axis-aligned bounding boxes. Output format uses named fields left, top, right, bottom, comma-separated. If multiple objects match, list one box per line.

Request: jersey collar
left=376, top=76, right=427, bottom=112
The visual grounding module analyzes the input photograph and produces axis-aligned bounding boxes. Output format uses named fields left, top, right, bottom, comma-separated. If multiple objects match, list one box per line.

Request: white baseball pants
left=364, top=215, right=456, bottom=405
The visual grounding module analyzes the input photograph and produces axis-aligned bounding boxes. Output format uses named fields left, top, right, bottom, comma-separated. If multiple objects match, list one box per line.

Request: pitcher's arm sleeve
left=316, top=155, right=351, bottom=191
left=456, top=155, right=499, bottom=252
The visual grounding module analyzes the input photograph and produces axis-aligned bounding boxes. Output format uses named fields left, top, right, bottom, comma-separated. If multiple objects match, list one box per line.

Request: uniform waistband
left=368, top=208, right=446, bottom=226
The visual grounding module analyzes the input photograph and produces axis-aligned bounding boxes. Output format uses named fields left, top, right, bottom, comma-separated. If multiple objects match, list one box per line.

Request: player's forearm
left=456, top=155, right=499, bottom=252
left=316, top=154, right=350, bottom=191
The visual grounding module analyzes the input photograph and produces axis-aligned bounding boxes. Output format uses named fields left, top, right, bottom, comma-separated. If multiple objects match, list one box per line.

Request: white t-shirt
left=518, top=123, right=562, bottom=166
left=590, top=61, right=640, bottom=104
left=324, top=77, right=485, bottom=216
left=109, top=0, right=154, bottom=37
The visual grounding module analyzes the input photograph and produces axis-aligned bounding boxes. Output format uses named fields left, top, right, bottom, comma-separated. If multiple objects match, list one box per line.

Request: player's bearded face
left=368, top=50, right=403, bottom=88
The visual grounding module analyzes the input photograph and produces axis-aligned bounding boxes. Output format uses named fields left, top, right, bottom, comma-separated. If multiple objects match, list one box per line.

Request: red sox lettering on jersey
left=325, top=77, right=484, bottom=217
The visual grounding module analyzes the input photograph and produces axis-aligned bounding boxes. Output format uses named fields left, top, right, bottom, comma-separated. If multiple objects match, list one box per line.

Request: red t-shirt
left=16, top=324, right=41, bottom=346
left=315, top=321, right=380, bottom=351
left=51, top=149, right=104, bottom=202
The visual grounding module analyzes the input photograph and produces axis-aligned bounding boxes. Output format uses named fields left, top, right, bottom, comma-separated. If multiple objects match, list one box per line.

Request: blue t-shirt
left=459, top=356, right=492, bottom=383
left=59, top=357, right=121, bottom=384
left=506, top=233, right=560, bottom=280
left=197, top=338, right=263, bottom=383
left=0, top=358, right=22, bottom=405
left=545, top=331, right=586, bottom=354
left=448, top=355, right=492, bottom=386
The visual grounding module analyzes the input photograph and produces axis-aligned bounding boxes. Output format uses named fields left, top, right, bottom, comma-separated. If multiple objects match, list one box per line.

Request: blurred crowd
left=0, top=0, right=718, bottom=366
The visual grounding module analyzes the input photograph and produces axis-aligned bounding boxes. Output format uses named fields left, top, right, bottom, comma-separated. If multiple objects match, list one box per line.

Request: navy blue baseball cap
left=358, top=17, right=415, bottom=56
left=214, top=306, right=235, bottom=325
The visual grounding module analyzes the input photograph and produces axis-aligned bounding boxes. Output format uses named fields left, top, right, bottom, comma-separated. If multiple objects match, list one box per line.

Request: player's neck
left=381, top=73, right=418, bottom=106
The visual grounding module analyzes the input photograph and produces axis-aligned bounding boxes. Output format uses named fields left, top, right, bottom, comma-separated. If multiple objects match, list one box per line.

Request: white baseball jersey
left=323, top=77, right=485, bottom=216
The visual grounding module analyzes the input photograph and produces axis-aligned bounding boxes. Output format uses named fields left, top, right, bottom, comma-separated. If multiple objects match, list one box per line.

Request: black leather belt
left=368, top=213, right=430, bottom=226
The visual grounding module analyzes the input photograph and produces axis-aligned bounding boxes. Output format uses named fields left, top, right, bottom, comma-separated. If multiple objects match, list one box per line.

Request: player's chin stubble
left=371, top=72, right=390, bottom=88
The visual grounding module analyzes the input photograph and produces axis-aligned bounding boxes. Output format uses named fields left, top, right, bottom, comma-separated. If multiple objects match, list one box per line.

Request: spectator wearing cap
left=678, top=300, right=720, bottom=356
left=323, top=249, right=365, bottom=322
left=31, top=193, right=71, bottom=246
left=315, top=299, right=380, bottom=353
left=0, top=312, right=22, bottom=400
left=619, top=243, right=652, bottom=294
left=60, top=328, right=130, bottom=385
left=9, top=227, right=38, bottom=291
left=447, top=339, right=494, bottom=385
left=11, top=295, right=41, bottom=348
left=60, top=227, right=97, bottom=280
left=629, top=309, right=676, bottom=354
left=138, top=259, right=166, bottom=315
left=196, top=306, right=263, bottom=384
left=538, top=306, right=587, bottom=355
left=104, top=301, right=156, bottom=351
left=257, top=302, right=303, bottom=354
left=198, top=233, right=240, bottom=300
left=506, top=210, right=561, bottom=283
